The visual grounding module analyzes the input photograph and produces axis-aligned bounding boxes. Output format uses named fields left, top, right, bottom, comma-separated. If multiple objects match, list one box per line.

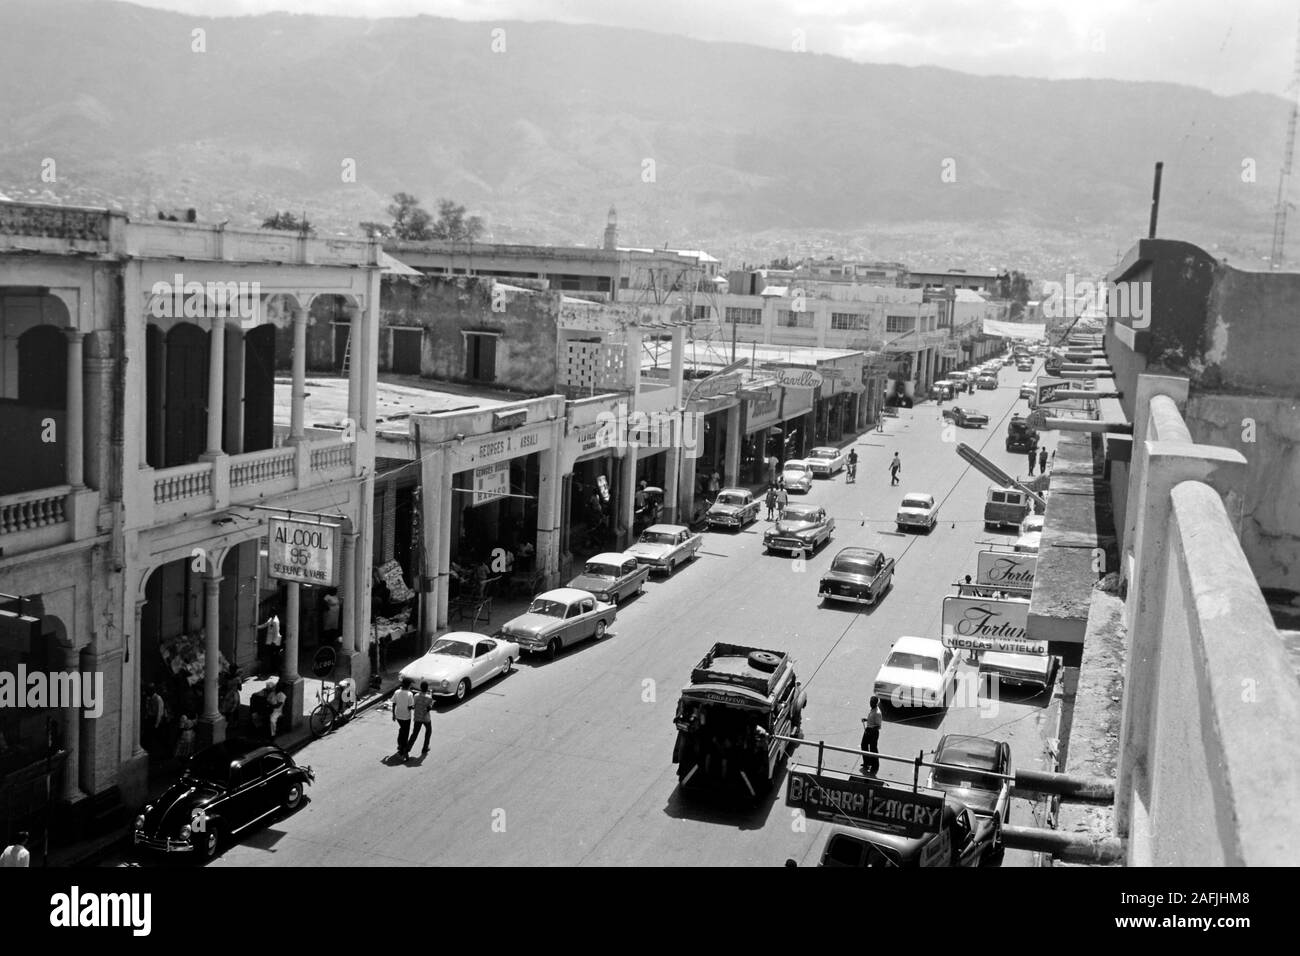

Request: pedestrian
left=1027, top=448, right=1036, bottom=476
left=258, top=613, right=282, bottom=674
left=219, top=677, right=241, bottom=732
left=708, top=471, right=721, bottom=496
left=322, top=591, right=341, bottom=645
left=0, top=831, right=30, bottom=868
left=1039, top=447, right=1048, bottom=474
left=174, top=711, right=197, bottom=759
left=876, top=415, right=884, bottom=433
left=765, top=485, right=778, bottom=521
left=775, top=485, right=789, bottom=514
left=264, top=679, right=286, bottom=739
left=888, top=452, right=901, bottom=486
left=392, top=678, right=414, bottom=762
left=144, top=682, right=166, bottom=753
left=410, top=681, right=434, bottom=756
left=861, top=697, right=883, bottom=775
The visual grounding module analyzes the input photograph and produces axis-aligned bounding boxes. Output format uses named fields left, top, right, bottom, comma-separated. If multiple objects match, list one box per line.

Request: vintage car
left=1019, top=380, right=1037, bottom=400
left=672, top=642, right=806, bottom=798
left=625, top=523, right=704, bottom=574
left=927, top=734, right=1013, bottom=830
left=818, top=547, right=895, bottom=604
left=1002, top=354, right=1015, bottom=366
left=984, top=487, right=1033, bottom=530
left=942, top=406, right=989, bottom=428
left=1005, top=415, right=1038, bottom=453
left=816, top=802, right=1004, bottom=867
left=873, top=636, right=960, bottom=710
left=132, top=739, right=313, bottom=861
left=764, top=503, right=835, bottom=554
left=399, top=632, right=520, bottom=700
left=780, top=459, right=815, bottom=493
left=1016, top=360, right=1034, bottom=372
left=930, top=380, right=956, bottom=402
left=566, top=552, right=650, bottom=603
left=977, top=374, right=998, bottom=390
left=806, top=446, right=847, bottom=477
left=705, top=488, right=760, bottom=530
left=979, top=650, right=1057, bottom=692
left=500, top=587, right=617, bottom=659
left=895, top=492, right=939, bottom=532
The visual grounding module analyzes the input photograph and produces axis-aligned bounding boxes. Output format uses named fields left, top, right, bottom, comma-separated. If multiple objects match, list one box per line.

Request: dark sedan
left=132, top=738, right=314, bottom=861
left=927, top=734, right=1012, bottom=830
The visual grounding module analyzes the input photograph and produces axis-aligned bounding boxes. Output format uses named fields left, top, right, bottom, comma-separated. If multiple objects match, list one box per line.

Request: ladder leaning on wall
left=339, top=330, right=352, bottom=376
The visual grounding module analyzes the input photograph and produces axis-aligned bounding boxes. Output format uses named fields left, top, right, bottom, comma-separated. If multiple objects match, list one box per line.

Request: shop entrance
left=450, top=452, right=541, bottom=596
left=569, top=453, right=619, bottom=555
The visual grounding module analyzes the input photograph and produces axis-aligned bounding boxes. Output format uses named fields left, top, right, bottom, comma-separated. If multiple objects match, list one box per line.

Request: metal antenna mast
left=1270, top=11, right=1300, bottom=269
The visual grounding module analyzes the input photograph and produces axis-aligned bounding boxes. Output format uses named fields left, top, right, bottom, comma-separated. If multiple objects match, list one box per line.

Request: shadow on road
left=661, top=762, right=789, bottom=831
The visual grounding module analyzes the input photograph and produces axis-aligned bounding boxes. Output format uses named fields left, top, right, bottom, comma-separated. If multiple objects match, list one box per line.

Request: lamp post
left=668, top=359, right=749, bottom=524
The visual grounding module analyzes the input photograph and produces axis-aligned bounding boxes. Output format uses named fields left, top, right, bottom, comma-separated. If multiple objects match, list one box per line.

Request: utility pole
left=1272, top=12, right=1300, bottom=269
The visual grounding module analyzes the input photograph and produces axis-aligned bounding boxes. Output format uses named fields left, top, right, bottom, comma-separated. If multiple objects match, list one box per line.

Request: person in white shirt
left=1, top=831, right=30, bottom=867
left=392, top=678, right=415, bottom=762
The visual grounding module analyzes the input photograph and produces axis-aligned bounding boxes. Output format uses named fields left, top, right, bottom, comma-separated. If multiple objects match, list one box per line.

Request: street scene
left=0, top=1, right=1296, bottom=906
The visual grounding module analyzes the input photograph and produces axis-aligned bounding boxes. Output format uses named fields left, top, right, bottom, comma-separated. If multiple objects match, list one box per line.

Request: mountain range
left=0, top=0, right=1292, bottom=276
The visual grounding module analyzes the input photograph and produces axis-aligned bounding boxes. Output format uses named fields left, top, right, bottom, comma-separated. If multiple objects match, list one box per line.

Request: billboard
left=785, top=767, right=945, bottom=836
left=1034, top=377, right=1069, bottom=407
left=976, top=550, right=1038, bottom=588
left=268, top=518, right=340, bottom=587
left=941, top=595, right=1045, bottom=655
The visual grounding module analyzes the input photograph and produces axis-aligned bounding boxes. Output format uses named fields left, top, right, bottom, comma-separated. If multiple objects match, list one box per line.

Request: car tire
left=455, top=679, right=469, bottom=701
left=749, top=650, right=782, bottom=671
left=502, top=656, right=514, bottom=674
left=546, top=638, right=561, bottom=661
left=666, top=560, right=675, bottom=576
left=199, top=823, right=221, bottom=862
left=283, top=781, right=304, bottom=812
left=593, top=620, right=607, bottom=641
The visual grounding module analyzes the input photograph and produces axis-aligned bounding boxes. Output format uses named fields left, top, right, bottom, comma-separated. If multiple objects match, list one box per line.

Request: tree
left=359, top=221, right=392, bottom=239
left=387, top=192, right=434, bottom=241
left=261, top=211, right=314, bottom=234
left=429, top=199, right=484, bottom=241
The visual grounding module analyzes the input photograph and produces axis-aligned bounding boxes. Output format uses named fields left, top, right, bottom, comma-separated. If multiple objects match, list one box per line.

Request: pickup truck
left=984, top=487, right=1033, bottom=530
left=942, top=406, right=989, bottom=429
left=819, top=547, right=895, bottom=605
left=1005, top=415, right=1038, bottom=453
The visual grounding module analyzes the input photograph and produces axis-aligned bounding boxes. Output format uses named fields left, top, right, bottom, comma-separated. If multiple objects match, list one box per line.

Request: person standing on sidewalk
left=861, top=698, right=883, bottom=775
left=410, top=682, right=434, bottom=757
left=775, top=485, right=789, bottom=515
left=392, top=678, right=414, bottom=762
left=1038, top=446, right=1048, bottom=475
left=765, top=485, right=778, bottom=521
left=889, top=453, right=901, bottom=486
left=1027, top=448, right=1037, bottom=476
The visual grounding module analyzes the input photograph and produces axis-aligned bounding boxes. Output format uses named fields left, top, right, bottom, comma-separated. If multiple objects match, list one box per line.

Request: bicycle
left=309, top=666, right=360, bottom=738
left=845, top=460, right=857, bottom=483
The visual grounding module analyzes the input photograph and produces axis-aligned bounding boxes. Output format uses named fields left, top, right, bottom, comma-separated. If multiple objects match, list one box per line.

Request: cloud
left=108, top=0, right=1299, bottom=96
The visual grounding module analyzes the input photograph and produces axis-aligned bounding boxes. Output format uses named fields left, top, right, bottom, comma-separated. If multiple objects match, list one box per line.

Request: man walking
left=775, top=484, right=789, bottom=515
left=1038, top=446, right=1049, bottom=475
left=410, top=681, right=434, bottom=757
left=861, top=698, right=883, bottom=775
left=888, top=452, right=901, bottom=486
left=1, top=831, right=29, bottom=867
left=1027, top=448, right=1037, bottom=476
left=765, top=485, right=778, bottom=521
left=392, top=678, right=414, bottom=762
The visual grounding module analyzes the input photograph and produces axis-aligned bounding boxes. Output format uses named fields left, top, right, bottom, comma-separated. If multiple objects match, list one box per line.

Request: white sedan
left=895, top=492, right=939, bottom=532
left=781, top=460, right=815, bottom=493
left=399, top=632, right=519, bottom=702
left=806, top=446, right=847, bottom=477
left=873, top=636, right=960, bottom=710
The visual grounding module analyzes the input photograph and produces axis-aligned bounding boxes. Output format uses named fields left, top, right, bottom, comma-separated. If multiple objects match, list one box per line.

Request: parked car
left=873, top=636, right=960, bottom=710
left=984, top=487, right=1033, bottom=530
left=806, top=446, right=847, bottom=477
left=818, top=547, right=895, bottom=604
left=1019, top=381, right=1037, bottom=400
left=1005, top=415, right=1038, bottom=453
left=927, top=734, right=1013, bottom=828
left=566, top=552, right=649, bottom=604
left=780, top=459, right=815, bottom=493
left=816, top=802, right=1003, bottom=867
left=931, top=381, right=956, bottom=401
left=625, top=523, right=704, bottom=574
left=132, top=739, right=313, bottom=861
left=980, top=650, right=1058, bottom=693
left=895, top=492, right=939, bottom=532
left=977, top=374, right=998, bottom=390
left=1002, top=354, right=1015, bottom=366
left=499, top=587, right=617, bottom=659
left=942, top=406, right=989, bottom=428
left=764, top=503, right=835, bottom=554
left=399, top=632, right=519, bottom=701
left=706, top=488, right=760, bottom=530
left=1016, top=360, right=1034, bottom=372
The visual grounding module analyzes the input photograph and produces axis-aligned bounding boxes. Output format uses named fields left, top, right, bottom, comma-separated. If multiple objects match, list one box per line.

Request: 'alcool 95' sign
left=268, top=518, right=340, bottom=587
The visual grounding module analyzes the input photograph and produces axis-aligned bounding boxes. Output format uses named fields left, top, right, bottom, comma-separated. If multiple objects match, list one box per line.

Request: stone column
left=64, top=329, right=85, bottom=489
left=536, top=433, right=562, bottom=589
left=437, top=462, right=453, bottom=628
left=84, top=355, right=113, bottom=492
left=663, top=447, right=681, bottom=524
left=340, top=532, right=357, bottom=654
left=128, top=599, right=147, bottom=760
left=679, top=442, right=697, bottom=522
left=197, top=573, right=226, bottom=748
left=59, top=644, right=86, bottom=802
left=618, top=445, right=638, bottom=552
left=203, top=318, right=225, bottom=458
left=346, top=305, right=363, bottom=431
left=724, top=403, right=741, bottom=487
left=288, top=308, right=308, bottom=444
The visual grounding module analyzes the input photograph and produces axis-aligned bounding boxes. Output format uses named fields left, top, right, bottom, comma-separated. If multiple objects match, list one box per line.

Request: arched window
left=17, top=325, right=66, bottom=408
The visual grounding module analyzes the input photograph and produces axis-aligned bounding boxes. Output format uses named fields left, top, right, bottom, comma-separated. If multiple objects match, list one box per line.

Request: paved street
left=188, top=364, right=1058, bottom=868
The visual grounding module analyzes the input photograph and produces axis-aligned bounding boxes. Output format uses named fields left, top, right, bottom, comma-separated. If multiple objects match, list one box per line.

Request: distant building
left=906, top=266, right=1006, bottom=293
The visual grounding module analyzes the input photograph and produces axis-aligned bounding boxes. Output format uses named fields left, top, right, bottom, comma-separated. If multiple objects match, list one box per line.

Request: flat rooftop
left=643, top=340, right=864, bottom=373
left=274, top=374, right=514, bottom=437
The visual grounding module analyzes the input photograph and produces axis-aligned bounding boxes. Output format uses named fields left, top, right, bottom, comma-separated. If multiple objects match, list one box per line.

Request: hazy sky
left=105, top=0, right=1299, bottom=97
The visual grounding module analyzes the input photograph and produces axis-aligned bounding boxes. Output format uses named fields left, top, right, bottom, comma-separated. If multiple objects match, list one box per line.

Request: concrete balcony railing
left=0, top=485, right=73, bottom=557
left=0, top=201, right=119, bottom=255
left=1115, top=374, right=1300, bottom=865
left=146, top=438, right=357, bottom=524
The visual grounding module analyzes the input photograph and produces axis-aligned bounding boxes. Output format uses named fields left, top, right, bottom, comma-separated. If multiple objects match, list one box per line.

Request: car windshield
left=780, top=509, right=815, bottom=522
left=527, top=599, right=568, bottom=617
left=715, top=494, right=746, bottom=506
left=583, top=563, right=620, bottom=577
left=886, top=651, right=939, bottom=673
left=901, top=497, right=930, bottom=509
left=784, top=464, right=810, bottom=474
left=639, top=531, right=676, bottom=545
left=933, top=740, right=1000, bottom=786
left=429, top=639, right=472, bottom=658
left=832, top=554, right=879, bottom=574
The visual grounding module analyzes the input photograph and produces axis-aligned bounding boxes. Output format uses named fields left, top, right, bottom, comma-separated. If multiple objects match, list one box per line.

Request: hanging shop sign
left=785, top=768, right=945, bottom=836
left=472, top=461, right=510, bottom=506
left=268, top=517, right=340, bottom=587
left=452, top=420, right=552, bottom=472
left=975, top=550, right=1038, bottom=588
left=746, top=393, right=782, bottom=432
left=940, top=595, right=1044, bottom=655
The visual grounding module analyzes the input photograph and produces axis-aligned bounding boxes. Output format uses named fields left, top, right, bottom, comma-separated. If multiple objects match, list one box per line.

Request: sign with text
left=452, top=420, right=551, bottom=471
left=473, top=461, right=510, bottom=506
left=785, top=767, right=945, bottom=836
left=976, top=550, right=1038, bottom=588
left=690, top=371, right=742, bottom=401
left=941, top=595, right=1045, bottom=655
left=268, top=518, right=340, bottom=587
left=1034, top=377, right=1069, bottom=407
left=774, top=368, right=824, bottom=389
left=746, top=394, right=781, bottom=432
left=573, top=419, right=617, bottom=456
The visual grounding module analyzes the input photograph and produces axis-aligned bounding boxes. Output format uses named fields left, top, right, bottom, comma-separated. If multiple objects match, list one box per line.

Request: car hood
left=875, top=665, right=943, bottom=692
left=781, top=471, right=810, bottom=482
left=707, top=503, right=745, bottom=516
left=934, top=783, right=1000, bottom=815
left=502, top=612, right=564, bottom=635
left=772, top=520, right=817, bottom=534
left=626, top=542, right=672, bottom=559
left=400, top=654, right=472, bottom=683
left=142, top=778, right=222, bottom=834
left=567, top=573, right=616, bottom=592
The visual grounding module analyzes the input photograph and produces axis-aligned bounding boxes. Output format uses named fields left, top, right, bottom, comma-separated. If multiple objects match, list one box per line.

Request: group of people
left=763, top=483, right=789, bottom=520
left=1027, top=446, right=1052, bottom=476
left=389, top=677, right=434, bottom=763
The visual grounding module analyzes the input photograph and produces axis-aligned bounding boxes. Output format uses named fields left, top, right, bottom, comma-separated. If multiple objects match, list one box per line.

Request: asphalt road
left=141, top=360, right=1063, bottom=867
